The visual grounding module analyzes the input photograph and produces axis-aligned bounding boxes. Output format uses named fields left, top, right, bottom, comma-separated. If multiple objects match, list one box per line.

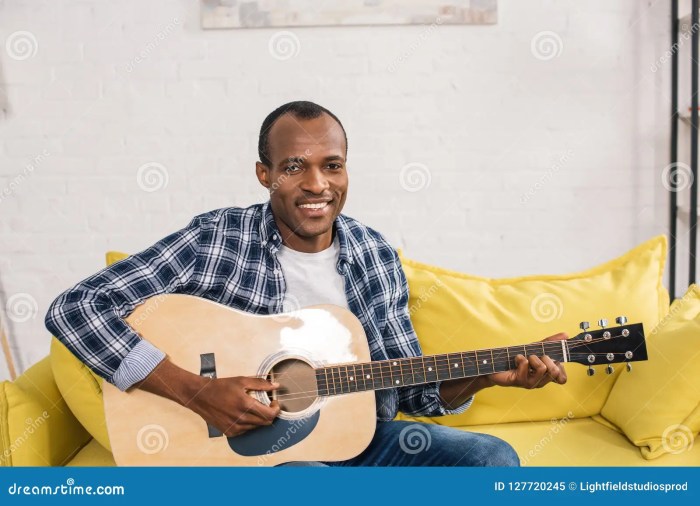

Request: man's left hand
left=486, top=332, right=569, bottom=389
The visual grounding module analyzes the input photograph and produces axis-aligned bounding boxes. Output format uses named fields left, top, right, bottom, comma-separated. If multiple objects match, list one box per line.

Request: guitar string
left=236, top=334, right=629, bottom=383
left=230, top=335, right=634, bottom=396
left=259, top=334, right=635, bottom=402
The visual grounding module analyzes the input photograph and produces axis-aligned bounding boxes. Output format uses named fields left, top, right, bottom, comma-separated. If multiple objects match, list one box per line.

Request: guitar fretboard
left=314, top=341, right=569, bottom=397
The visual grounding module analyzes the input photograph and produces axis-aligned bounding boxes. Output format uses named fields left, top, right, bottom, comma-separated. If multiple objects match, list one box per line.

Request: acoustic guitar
left=103, top=294, right=647, bottom=466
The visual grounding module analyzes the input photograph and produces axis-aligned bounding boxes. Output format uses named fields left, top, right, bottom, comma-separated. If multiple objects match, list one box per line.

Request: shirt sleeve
left=44, top=216, right=203, bottom=391
left=383, top=249, right=474, bottom=417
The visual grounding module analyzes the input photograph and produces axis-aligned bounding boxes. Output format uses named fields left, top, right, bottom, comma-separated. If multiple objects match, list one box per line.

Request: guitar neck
left=314, top=340, right=570, bottom=398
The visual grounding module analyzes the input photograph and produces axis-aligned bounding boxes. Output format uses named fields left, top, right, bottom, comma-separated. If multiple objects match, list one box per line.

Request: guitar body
left=103, top=294, right=376, bottom=466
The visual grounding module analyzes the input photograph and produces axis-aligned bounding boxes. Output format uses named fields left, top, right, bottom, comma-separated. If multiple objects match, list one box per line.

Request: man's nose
left=300, top=167, right=329, bottom=194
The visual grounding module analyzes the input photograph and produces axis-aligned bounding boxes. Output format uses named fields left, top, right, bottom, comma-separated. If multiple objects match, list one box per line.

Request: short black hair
left=257, top=100, right=347, bottom=167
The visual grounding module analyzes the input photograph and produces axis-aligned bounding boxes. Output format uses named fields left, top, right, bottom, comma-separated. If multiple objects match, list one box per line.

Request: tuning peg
left=606, top=364, right=614, bottom=375
left=615, top=316, right=628, bottom=325
left=626, top=363, right=632, bottom=372
left=579, top=321, right=590, bottom=331
left=587, top=366, right=595, bottom=376
left=598, top=318, right=608, bottom=328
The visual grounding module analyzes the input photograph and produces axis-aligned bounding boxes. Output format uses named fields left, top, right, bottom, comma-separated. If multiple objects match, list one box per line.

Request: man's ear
left=255, top=161, right=271, bottom=189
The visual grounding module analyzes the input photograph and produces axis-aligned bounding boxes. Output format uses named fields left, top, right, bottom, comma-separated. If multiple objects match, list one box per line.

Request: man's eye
left=327, top=163, right=342, bottom=170
left=285, top=165, right=302, bottom=174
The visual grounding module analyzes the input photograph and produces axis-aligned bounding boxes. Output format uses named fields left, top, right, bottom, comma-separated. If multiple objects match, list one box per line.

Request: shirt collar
left=259, top=201, right=355, bottom=265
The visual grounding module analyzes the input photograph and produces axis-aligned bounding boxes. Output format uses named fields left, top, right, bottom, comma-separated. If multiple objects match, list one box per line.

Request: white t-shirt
left=276, top=236, right=349, bottom=312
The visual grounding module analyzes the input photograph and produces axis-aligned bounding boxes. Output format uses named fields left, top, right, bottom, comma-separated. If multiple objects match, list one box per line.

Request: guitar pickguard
left=227, top=412, right=320, bottom=458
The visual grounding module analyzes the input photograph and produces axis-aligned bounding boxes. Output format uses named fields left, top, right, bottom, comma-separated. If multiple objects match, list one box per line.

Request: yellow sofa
left=1, top=236, right=698, bottom=466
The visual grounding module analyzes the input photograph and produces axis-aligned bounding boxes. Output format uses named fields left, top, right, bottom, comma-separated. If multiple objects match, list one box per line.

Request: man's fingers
left=541, top=355, right=566, bottom=385
left=244, top=398, right=280, bottom=423
left=527, top=355, right=548, bottom=388
left=242, top=377, right=280, bottom=392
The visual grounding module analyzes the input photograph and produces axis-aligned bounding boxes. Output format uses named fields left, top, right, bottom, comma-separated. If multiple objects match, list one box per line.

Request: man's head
left=256, top=101, right=348, bottom=252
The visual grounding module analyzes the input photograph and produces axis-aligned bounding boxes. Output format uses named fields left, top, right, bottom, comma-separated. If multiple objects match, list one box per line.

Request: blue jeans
left=279, top=421, right=520, bottom=467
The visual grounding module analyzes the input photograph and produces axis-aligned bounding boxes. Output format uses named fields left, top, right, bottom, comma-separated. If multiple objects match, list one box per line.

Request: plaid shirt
left=45, top=202, right=472, bottom=421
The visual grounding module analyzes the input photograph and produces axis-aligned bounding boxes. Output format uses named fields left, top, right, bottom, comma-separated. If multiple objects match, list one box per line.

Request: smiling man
left=46, top=101, right=568, bottom=467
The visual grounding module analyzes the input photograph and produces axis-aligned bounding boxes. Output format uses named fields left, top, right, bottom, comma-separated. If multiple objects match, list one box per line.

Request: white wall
left=0, top=0, right=673, bottom=379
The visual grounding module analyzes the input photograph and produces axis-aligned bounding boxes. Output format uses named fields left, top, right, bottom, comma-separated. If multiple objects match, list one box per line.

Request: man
left=46, top=101, right=568, bottom=467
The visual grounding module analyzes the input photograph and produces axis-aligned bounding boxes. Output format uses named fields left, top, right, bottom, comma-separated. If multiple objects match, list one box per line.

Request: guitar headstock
left=567, top=316, right=647, bottom=375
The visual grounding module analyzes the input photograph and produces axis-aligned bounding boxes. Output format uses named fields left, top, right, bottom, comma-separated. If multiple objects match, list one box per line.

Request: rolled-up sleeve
left=45, top=217, right=203, bottom=390
left=384, top=250, right=474, bottom=417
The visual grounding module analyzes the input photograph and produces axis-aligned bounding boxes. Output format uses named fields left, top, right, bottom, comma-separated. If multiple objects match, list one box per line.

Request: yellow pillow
left=601, top=284, right=700, bottom=459
left=49, top=251, right=130, bottom=452
left=0, top=381, right=49, bottom=466
left=50, top=338, right=110, bottom=451
left=397, top=235, right=669, bottom=427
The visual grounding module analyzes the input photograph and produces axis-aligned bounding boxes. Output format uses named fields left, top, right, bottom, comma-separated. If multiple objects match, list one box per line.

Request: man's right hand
left=134, top=359, right=281, bottom=437
left=190, top=376, right=281, bottom=437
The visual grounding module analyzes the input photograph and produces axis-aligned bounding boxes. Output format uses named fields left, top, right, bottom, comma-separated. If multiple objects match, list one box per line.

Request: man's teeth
left=298, top=202, right=328, bottom=209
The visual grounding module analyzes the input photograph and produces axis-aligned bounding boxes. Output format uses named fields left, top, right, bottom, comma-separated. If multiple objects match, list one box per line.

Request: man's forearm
left=439, top=375, right=494, bottom=410
left=133, top=358, right=209, bottom=408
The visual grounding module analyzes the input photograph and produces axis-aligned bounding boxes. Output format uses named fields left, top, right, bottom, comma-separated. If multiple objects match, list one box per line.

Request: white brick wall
left=0, top=0, right=674, bottom=379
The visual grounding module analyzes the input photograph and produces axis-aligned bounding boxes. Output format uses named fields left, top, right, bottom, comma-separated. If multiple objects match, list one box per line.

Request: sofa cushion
left=50, top=338, right=111, bottom=451
left=397, top=235, right=669, bottom=426
left=65, top=438, right=116, bottom=467
left=601, top=284, right=700, bottom=459
left=1, top=357, right=91, bottom=466
left=48, top=251, right=130, bottom=452
left=459, top=417, right=699, bottom=466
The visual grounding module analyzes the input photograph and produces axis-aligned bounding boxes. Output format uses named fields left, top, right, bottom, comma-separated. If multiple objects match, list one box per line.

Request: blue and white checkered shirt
left=45, top=202, right=472, bottom=421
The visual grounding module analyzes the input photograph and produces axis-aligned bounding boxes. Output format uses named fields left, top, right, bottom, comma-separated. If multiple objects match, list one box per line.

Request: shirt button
left=273, top=269, right=280, bottom=275
left=272, top=234, right=278, bottom=240
left=262, top=240, right=267, bottom=246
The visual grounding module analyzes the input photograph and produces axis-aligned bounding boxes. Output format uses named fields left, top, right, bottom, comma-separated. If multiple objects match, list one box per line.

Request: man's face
left=256, top=113, right=348, bottom=250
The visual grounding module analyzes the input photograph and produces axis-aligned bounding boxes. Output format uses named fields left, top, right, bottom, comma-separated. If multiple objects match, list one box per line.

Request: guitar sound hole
left=265, top=358, right=318, bottom=414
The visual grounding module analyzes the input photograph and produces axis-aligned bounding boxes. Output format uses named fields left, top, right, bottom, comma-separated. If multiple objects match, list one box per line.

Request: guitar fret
left=311, top=328, right=629, bottom=398
left=408, top=358, right=416, bottom=385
